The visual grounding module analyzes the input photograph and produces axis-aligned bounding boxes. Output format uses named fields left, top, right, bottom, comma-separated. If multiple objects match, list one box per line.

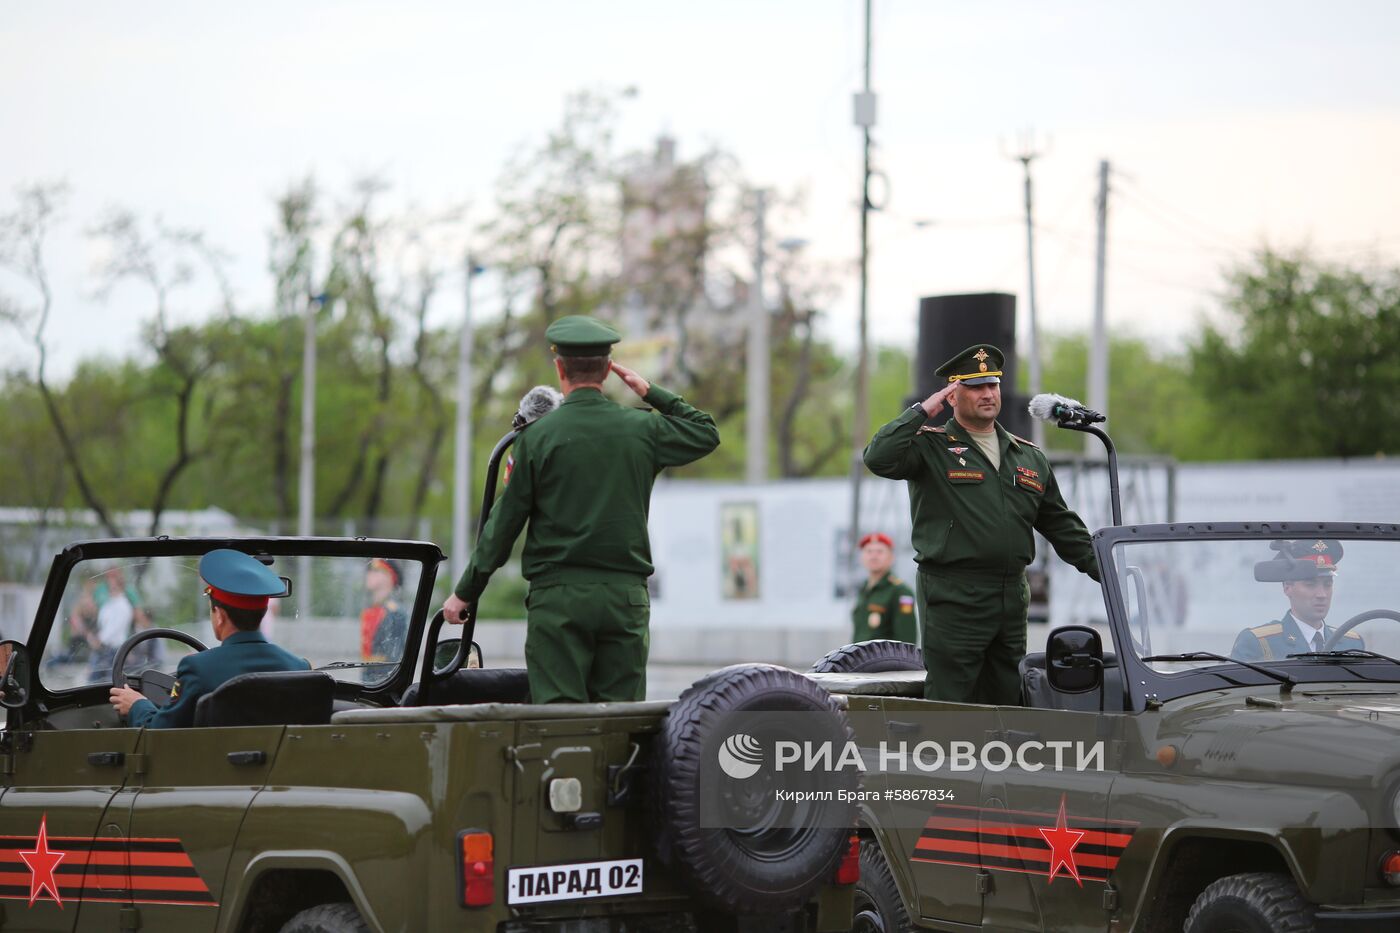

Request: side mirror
left=432, top=638, right=483, bottom=674
left=0, top=640, right=32, bottom=709
left=1046, top=626, right=1104, bottom=695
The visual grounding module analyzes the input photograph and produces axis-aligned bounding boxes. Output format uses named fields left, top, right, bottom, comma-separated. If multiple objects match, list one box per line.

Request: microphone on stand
left=1028, top=393, right=1106, bottom=425
left=513, top=385, right=564, bottom=429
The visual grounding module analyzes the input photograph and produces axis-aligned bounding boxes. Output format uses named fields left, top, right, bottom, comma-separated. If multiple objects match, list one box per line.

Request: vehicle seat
left=192, top=671, right=336, bottom=727
left=1019, top=651, right=1123, bottom=711
left=401, top=668, right=532, bottom=707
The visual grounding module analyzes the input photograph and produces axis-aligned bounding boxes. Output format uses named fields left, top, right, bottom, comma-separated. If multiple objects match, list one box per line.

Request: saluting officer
left=108, top=549, right=309, bottom=728
left=1233, top=539, right=1362, bottom=660
left=441, top=316, right=720, bottom=704
left=851, top=532, right=918, bottom=644
left=863, top=344, right=1100, bottom=705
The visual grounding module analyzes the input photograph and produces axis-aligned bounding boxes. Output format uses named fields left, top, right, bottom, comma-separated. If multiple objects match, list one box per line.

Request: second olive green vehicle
left=826, top=406, right=1400, bottom=933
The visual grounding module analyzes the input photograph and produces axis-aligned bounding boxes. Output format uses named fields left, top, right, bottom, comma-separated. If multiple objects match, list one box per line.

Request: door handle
left=888, top=720, right=922, bottom=734
left=87, top=752, right=125, bottom=767
left=227, top=751, right=267, bottom=766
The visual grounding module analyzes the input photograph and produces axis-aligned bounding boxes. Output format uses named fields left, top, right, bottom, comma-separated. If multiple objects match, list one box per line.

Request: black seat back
left=1019, top=650, right=1123, bottom=711
left=402, top=668, right=531, bottom=707
left=192, top=671, right=335, bottom=727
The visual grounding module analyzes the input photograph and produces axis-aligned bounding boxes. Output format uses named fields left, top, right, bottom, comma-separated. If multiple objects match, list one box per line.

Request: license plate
left=506, top=858, right=644, bottom=905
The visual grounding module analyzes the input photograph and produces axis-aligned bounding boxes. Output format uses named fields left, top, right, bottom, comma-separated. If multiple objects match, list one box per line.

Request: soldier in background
left=850, top=532, right=917, bottom=644
left=361, top=558, right=408, bottom=662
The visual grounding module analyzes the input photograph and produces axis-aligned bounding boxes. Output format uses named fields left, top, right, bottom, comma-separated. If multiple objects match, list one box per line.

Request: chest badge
left=948, top=447, right=968, bottom=456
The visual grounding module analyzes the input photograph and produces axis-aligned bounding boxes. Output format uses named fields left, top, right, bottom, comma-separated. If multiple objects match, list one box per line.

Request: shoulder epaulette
left=1250, top=623, right=1283, bottom=637
left=1011, top=433, right=1040, bottom=449
left=917, top=425, right=946, bottom=435
left=1342, top=630, right=1363, bottom=641
left=889, top=576, right=902, bottom=586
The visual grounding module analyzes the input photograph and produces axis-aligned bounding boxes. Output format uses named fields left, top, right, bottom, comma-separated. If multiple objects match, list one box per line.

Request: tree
left=1189, top=250, right=1400, bottom=459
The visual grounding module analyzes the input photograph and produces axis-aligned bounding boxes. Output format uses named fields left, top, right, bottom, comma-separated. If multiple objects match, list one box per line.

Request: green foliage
left=1189, top=250, right=1400, bottom=458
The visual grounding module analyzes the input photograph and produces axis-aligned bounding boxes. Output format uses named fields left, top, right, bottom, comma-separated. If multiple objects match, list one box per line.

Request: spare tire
left=810, top=640, right=923, bottom=674
left=651, top=664, right=858, bottom=915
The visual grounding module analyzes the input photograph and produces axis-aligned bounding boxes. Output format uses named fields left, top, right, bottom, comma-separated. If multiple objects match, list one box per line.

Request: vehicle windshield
left=42, top=552, right=423, bottom=692
left=1109, top=536, right=1400, bottom=677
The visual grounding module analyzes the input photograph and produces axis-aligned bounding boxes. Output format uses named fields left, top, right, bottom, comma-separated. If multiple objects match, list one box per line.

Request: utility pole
left=1010, top=134, right=1047, bottom=447
left=452, top=256, right=483, bottom=580
left=297, top=292, right=325, bottom=604
left=745, top=191, right=769, bottom=484
left=1088, top=160, right=1111, bottom=457
left=849, top=0, right=875, bottom=562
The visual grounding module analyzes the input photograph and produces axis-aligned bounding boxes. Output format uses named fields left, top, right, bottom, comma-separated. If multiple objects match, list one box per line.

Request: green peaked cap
left=934, top=344, right=1004, bottom=386
left=545, top=315, right=622, bottom=357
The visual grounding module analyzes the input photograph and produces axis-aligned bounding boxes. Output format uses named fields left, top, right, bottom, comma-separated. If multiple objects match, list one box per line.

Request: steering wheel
left=111, top=628, right=209, bottom=707
left=1322, top=609, right=1400, bottom=651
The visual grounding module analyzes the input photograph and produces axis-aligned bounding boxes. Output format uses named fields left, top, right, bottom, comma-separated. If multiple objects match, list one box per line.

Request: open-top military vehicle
left=822, top=407, right=1400, bottom=932
left=0, top=534, right=882, bottom=932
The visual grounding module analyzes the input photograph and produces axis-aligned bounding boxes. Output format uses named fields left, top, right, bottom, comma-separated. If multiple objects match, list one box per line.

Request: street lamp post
left=452, top=256, right=484, bottom=583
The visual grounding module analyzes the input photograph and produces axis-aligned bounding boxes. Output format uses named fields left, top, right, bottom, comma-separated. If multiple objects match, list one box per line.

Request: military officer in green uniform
left=108, top=548, right=310, bottom=728
left=441, top=315, right=720, bottom=704
left=1233, top=539, right=1363, bottom=660
left=863, top=344, right=1100, bottom=705
left=851, top=531, right=918, bottom=643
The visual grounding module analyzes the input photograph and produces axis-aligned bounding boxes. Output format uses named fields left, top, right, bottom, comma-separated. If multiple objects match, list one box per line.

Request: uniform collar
left=945, top=417, right=1012, bottom=446
left=563, top=386, right=605, bottom=405
left=864, top=570, right=890, bottom=591
left=222, top=630, right=269, bottom=647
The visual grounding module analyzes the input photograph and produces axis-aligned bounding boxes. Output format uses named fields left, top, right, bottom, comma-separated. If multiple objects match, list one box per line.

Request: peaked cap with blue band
left=200, top=548, right=286, bottom=610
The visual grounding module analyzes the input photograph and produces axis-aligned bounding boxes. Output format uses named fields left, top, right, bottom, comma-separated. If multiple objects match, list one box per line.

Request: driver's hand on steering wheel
left=109, top=685, right=143, bottom=717
left=441, top=593, right=473, bottom=624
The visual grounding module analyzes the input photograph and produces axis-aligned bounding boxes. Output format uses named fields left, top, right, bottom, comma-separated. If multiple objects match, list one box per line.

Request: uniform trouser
left=916, top=568, right=1030, bottom=705
left=524, top=581, right=650, bottom=704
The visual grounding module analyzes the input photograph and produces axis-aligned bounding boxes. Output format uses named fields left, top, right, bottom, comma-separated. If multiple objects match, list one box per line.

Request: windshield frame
left=25, top=536, right=445, bottom=711
left=1095, top=521, right=1400, bottom=711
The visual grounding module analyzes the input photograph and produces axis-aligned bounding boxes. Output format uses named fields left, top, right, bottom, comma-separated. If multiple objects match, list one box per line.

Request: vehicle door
left=119, top=724, right=284, bottom=930
left=878, top=697, right=998, bottom=927
left=1, top=724, right=144, bottom=932
left=980, top=707, right=1127, bottom=933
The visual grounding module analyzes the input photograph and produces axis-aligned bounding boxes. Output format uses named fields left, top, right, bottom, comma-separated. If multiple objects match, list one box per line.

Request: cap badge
left=1312, top=540, right=1327, bottom=552
left=974, top=348, right=989, bottom=372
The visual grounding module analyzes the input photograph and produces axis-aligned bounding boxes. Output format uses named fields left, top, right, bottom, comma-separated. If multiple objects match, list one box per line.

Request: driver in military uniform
left=441, top=315, right=720, bottom=704
left=864, top=344, right=1100, bottom=705
left=1232, top=539, right=1363, bottom=660
left=108, top=549, right=309, bottom=728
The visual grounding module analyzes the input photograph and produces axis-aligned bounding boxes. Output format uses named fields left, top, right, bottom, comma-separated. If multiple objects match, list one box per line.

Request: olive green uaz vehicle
left=0, top=535, right=875, bottom=932
left=826, top=408, right=1400, bottom=932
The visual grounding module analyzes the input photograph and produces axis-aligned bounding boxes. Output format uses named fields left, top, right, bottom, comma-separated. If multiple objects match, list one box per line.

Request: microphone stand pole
left=1054, top=420, right=1122, bottom=527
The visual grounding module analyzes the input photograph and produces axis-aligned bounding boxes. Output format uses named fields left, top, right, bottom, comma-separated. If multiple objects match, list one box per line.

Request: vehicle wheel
left=651, top=664, right=859, bottom=915
left=852, top=838, right=915, bottom=933
left=810, top=640, right=923, bottom=674
left=277, top=902, right=371, bottom=933
left=1184, top=872, right=1314, bottom=933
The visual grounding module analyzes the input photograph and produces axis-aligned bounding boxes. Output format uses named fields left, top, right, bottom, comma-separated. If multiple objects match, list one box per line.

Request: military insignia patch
left=947, top=470, right=985, bottom=482
left=917, top=425, right=947, bottom=435
left=868, top=612, right=882, bottom=629
left=1015, top=466, right=1039, bottom=479
left=899, top=595, right=914, bottom=614
left=948, top=447, right=968, bottom=456
left=1016, top=475, right=1045, bottom=494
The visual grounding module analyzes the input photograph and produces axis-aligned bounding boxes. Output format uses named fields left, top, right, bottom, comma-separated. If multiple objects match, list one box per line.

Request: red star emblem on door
left=1038, top=794, right=1086, bottom=886
left=19, top=814, right=66, bottom=907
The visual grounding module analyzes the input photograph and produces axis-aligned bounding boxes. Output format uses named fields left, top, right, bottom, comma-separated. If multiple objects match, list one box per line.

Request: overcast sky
left=4, top=0, right=1400, bottom=379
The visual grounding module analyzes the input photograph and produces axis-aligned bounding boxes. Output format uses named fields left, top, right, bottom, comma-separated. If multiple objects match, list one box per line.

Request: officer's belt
left=529, top=567, right=649, bottom=588
left=917, top=562, right=1026, bottom=583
